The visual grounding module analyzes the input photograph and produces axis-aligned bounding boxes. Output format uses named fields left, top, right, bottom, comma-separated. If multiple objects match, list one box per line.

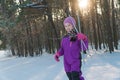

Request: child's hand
left=54, top=52, right=60, bottom=62
left=77, top=33, right=87, bottom=40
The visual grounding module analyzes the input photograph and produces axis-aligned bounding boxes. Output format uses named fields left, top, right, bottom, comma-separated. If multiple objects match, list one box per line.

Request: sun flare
left=78, top=0, right=89, bottom=9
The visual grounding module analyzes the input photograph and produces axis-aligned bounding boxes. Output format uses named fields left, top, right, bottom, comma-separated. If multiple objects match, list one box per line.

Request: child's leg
left=64, top=63, right=72, bottom=80
left=71, top=60, right=84, bottom=80
left=80, top=75, right=84, bottom=80
left=71, top=71, right=79, bottom=80
left=64, top=60, right=84, bottom=80
left=66, top=71, right=84, bottom=80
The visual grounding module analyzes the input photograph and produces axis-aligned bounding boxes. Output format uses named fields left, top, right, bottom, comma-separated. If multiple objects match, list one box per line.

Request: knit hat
left=63, top=16, right=76, bottom=27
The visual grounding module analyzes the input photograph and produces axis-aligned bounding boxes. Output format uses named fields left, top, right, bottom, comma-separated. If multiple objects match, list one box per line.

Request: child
left=54, top=16, right=88, bottom=80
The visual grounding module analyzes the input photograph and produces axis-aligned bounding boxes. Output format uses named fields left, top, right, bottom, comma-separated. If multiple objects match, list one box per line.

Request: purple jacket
left=58, top=35, right=88, bottom=64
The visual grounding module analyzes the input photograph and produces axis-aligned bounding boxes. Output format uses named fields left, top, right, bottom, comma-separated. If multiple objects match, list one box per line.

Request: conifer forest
left=0, top=0, right=120, bottom=56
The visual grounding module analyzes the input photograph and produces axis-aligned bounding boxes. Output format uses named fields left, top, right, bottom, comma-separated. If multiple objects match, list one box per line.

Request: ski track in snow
left=0, top=57, right=16, bottom=62
left=0, top=57, right=39, bottom=72
left=0, top=54, right=67, bottom=80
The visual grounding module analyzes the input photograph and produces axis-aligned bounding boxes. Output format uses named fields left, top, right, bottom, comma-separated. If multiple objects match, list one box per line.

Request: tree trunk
left=111, top=0, right=118, bottom=49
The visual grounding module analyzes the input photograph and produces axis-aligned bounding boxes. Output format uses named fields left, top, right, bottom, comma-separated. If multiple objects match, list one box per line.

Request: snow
left=83, top=50, right=120, bottom=80
left=0, top=49, right=120, bottom=80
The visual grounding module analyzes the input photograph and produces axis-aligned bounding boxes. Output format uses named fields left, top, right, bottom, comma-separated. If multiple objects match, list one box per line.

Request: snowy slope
left=83, top=50, right=120, bottom=80
left=0, top=50, right=120, bottom=80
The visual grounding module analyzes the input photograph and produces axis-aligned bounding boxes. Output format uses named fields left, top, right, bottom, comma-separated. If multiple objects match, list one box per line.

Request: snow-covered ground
left=0, top=49, right=120, bottom=80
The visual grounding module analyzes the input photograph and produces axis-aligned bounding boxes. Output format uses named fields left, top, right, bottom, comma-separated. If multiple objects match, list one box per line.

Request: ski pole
left=69, top=15, right=88, bottom=51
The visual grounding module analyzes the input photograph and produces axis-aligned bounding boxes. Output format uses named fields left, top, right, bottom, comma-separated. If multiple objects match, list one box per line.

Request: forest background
left=0, top=0, right=120, bottom=57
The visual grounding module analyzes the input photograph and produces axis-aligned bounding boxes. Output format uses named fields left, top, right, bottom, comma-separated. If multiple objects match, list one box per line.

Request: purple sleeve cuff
left=58, top=48, right=64, bottom=56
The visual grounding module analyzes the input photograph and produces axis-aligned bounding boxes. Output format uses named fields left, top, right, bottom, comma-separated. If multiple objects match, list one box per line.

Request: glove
left=54, top=52, right=60, bottom=62
left=77, top=33, right=87, bottom=40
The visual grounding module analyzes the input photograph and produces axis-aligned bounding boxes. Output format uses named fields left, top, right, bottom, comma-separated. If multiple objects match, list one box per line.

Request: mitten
left=54, top=52, right=60, bottom=62
left=77, top=33, right=87, bottom=40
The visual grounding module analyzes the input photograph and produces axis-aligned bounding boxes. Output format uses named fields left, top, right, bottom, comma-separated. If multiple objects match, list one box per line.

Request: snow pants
left=64, top=59, right=84, bottom=80
left=66, top=71, right=84, bottom=80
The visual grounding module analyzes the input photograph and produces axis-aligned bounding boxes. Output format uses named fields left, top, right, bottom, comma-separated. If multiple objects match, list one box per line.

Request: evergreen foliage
left=0, top=0, right=119, bottom=56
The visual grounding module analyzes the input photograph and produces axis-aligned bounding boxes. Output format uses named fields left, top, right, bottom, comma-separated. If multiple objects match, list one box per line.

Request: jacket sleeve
left=57, top=39, right=64, bottom=56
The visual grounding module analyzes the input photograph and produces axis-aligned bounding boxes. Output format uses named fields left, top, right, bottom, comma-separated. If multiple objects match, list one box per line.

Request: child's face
left=64, top=23, right=74, bottom=33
